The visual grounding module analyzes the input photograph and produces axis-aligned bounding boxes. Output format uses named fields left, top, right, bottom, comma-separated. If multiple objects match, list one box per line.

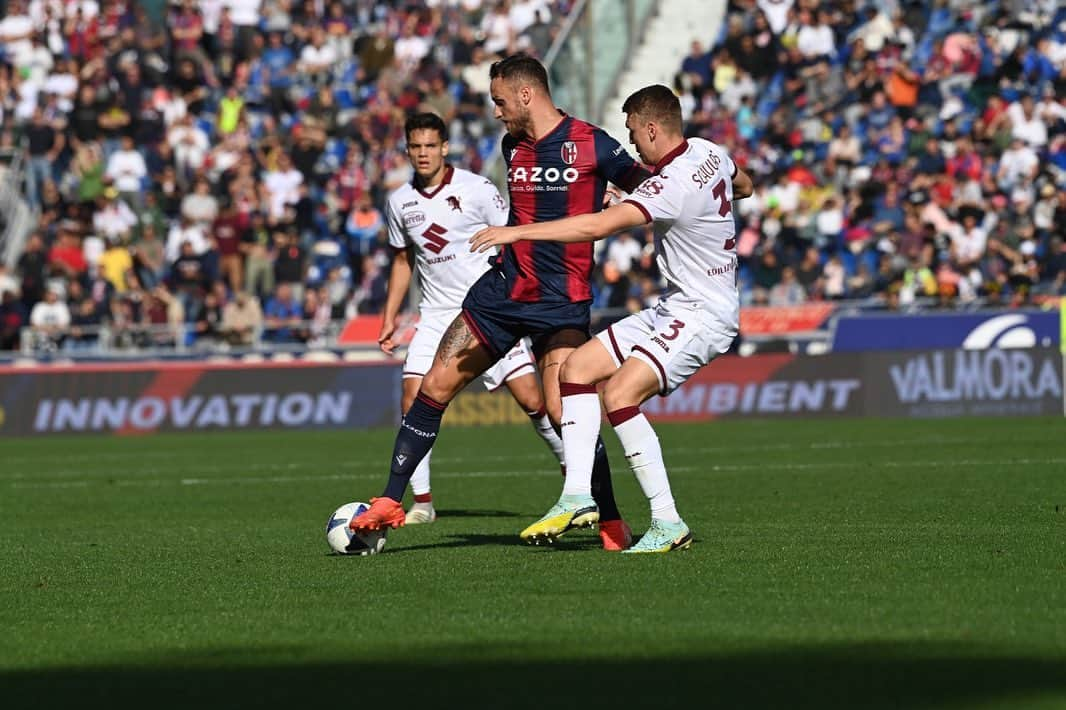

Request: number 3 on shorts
left=659, top=319, right=685, bottom=341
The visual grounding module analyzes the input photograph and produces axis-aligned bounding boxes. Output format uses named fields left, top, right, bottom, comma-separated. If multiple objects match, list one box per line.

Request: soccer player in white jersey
left=471, top=85, right=754, bottom=552
left=380, top=112, right=565, bottom=524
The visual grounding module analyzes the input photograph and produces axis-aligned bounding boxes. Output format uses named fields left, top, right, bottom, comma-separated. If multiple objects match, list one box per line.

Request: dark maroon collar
left=653, top=139, right=689, bottom=174
left=414, top=164, right=454, bottom=198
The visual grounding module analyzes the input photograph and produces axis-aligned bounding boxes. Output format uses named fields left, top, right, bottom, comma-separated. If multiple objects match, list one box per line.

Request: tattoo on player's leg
left=438, top=318, right=474, bottom=366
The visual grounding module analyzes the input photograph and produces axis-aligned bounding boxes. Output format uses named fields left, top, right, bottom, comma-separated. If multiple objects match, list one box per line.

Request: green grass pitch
left=2, top=417, right=1065, bottom=708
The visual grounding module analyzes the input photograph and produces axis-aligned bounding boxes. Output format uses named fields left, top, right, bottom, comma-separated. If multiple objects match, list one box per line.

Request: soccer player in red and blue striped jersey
left=497, top=95, right=648, bottom=304
left=351, top=54, right=650, bottom=551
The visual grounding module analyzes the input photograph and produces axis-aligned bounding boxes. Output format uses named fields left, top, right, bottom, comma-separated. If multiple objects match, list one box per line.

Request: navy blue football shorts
left=461, top=268, right=591, bottom=360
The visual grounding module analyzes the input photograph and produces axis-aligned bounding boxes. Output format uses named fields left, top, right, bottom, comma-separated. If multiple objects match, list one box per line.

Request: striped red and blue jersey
left=500, top=113, right=649, bottom=303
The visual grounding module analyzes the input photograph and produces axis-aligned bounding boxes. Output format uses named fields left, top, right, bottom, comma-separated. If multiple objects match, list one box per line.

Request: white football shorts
left=596, top=300, right=736, bottom=395
left=403, top=310, right=536, bottom=391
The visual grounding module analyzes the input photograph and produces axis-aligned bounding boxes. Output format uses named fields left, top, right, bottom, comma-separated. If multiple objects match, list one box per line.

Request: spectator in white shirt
left=796, top=9, right=836, bottom=60
left=0, top=1, right=35, bottom=64
left=299, top=25, right=337, bottom=85
left=181, top=177, right=220, bottom=228
left=949, top=214, right=987, bottom=267
left=393, top=21, right=429, bottom=75
left=509, top=0, right=550, bottom=35
left=166, top=214, right=210, bottom=262
left=18, top=34, right=54, bottom=87
left=263, top=152, right=304, bottom=220
left=43, top=58, right=79, bottom=112
left=757, top=0, right=793, bottom=35
left=997, top=137, right=1039, bottom=191
left=605, top=230, right=644, bottom=275
left=225, top=0, right=260, bottom=26
left=226, top=0, right=261, bottom=56
left=822, top=255, right=846, bottom=298
left=29, top=287, right=71, bottom=347
left=1008, top=95, right=1048, bottom=147
left=93, top=188, right=138, bottom=241
left=481, top=3, right=515, bottom=56
left=167, top=114, right=210, bottom=187
left=200, top=0, right=224, bottom=45
left=105, top=134, right=148, bottom=206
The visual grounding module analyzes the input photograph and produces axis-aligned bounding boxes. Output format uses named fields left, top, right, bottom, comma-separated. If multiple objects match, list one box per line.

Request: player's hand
left=603, top=186, right=623, bottom=207
left=470, top=226, right=520, bottom=253
left=378, top=320, right=396, bottom=355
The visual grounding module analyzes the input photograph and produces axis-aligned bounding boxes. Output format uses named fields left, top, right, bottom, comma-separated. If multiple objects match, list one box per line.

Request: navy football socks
left=382, top=393, right=447, bottom=502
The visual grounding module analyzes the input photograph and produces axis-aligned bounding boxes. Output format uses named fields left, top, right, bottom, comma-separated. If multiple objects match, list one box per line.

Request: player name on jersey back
left=624, top=138, right=740, bottom=331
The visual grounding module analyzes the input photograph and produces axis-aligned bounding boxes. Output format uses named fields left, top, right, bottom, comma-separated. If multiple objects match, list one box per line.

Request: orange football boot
left=349, top=497, right=406, bottom=532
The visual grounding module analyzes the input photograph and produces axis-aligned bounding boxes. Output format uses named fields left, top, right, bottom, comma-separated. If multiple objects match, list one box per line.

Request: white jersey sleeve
left=385, top=193, right=410, bottom=249
left=474, top=177, right=509, bottom=228
left=624, top=174, right=686, bottom=224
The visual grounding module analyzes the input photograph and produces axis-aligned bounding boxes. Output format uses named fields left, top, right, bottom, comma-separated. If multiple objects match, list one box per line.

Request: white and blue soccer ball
left=326, top=502, right=388, bottom=555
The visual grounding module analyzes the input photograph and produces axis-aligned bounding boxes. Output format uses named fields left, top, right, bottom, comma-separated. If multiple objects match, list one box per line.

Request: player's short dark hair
left=405, top=112, right=448, bottom=142
left=622, top=84, right=683, bottom=133
left=489, top=53, right=550, bottom=94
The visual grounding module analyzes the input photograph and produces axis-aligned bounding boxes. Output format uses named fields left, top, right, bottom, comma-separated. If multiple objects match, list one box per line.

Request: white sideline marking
left=6, top=458, right=1064, bottom=490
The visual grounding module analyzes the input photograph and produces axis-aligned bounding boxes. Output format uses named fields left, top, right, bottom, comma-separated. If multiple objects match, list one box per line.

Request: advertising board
left=0, top=361, right=400, bottom=436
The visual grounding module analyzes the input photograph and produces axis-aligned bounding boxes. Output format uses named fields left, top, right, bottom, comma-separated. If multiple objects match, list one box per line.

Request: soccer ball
left=326, top=502, right=388, bottom=556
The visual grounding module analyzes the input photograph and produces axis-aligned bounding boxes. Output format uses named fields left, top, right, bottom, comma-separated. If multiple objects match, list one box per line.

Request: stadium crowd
left=0, top=0, right=563, bottom=351
left=658, top=0, right=1066, bottom=310
left=1, top=0, right=1064, bottom=354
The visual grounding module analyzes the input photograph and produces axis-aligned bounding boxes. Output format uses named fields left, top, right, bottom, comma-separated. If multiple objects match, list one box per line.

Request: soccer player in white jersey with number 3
left=381, top=113, right=565, bottom=524
left=471, top=85, right=753, bottom=552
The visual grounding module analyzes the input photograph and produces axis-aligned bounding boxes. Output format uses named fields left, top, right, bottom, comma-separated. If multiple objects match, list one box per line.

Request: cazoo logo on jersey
left=507, top=165, right=580, bottom=186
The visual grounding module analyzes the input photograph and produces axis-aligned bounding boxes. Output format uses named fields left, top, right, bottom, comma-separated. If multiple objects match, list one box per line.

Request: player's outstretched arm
left=732, top=167, right=754, bottom=200
left=379, top=246, right=414, bottom=355
left=470, top=203, right=648, bottom=252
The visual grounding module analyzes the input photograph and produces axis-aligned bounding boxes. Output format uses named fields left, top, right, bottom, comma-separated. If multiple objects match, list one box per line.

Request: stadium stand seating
left=0, top=0, right=1063, bottom=358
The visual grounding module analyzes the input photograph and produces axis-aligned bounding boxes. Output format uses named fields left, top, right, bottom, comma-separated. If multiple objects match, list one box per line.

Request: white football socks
left=610, top=408, right=680, bottom=523
left=409, top=447, right=432, bottom=496
left=559, top=383, right=601, bottom=497
left=528, top=411, right=565, bottom=469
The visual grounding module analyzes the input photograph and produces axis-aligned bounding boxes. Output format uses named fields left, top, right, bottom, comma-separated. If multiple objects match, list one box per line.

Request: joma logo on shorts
left=651, top=336, right=670, bottom=352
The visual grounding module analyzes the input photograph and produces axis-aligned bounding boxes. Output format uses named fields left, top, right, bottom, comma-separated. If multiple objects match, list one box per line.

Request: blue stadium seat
left=334, top=87, right=355, bottom=109
left=195, top=116, right=215, bottom=142
left=840, top=250, right=858, bottom=277
left=863, top=249, right=879, bottom=275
